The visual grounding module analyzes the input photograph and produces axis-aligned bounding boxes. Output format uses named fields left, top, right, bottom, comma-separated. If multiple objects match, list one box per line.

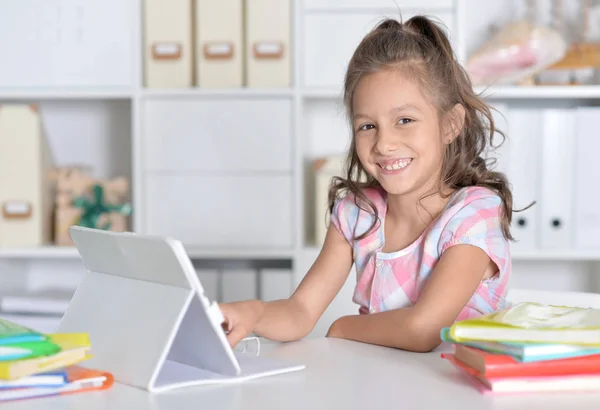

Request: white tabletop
left=4, top=338, right=600, bottom=410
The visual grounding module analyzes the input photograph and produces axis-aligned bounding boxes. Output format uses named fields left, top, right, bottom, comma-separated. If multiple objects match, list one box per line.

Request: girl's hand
left=218, top=300, right=264, bottom=347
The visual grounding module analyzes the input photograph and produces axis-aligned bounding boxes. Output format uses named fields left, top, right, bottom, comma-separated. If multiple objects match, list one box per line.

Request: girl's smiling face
left=352, top=69, right=450, bottom=197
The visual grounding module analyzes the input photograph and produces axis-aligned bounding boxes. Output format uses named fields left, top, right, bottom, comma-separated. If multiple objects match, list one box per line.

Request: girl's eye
left=358, top=124, right=375, bottom=132
left=398, top=118, right=413, bottom=125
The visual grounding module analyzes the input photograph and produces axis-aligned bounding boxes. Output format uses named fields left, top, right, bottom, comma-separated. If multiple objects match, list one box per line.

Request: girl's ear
left=443, top=103, right=466, bottom=144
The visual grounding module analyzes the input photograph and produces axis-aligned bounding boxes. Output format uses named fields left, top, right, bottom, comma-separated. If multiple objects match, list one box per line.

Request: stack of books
left=0, top=318, right=112, bottom=402
left=441, top=301, right=600, bottom=394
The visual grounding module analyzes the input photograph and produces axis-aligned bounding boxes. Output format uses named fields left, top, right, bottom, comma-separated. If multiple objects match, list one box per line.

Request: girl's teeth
left=382, top=159, right=411, bottom=171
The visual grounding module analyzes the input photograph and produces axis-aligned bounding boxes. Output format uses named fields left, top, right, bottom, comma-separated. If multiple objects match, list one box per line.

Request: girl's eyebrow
left=353, top=104, right=422, bottom=120
left=389, top=104, right=421, bottom=114
left=352, top=113, right=371, bottom=120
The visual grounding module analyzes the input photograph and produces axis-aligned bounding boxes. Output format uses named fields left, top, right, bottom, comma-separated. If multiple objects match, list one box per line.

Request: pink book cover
left=442, top=353, right=600, bottom=395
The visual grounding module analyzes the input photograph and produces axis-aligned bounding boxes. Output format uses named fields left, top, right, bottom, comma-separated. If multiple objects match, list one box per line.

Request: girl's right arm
left=220, top=223, right=354, bottom=346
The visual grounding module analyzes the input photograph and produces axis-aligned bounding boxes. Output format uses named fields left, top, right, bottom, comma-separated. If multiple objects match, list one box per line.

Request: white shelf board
left=301, top=88, right=344, bottom=99
left=302, top=1, right=453, bottom=13
left=185, top=247, right=294, bottom=260
left=475, top=85, right=600, bottom=99
left=301, top=85, right=600, bottom=100
left=143, top=88, right=295, bottom=99
left=512, top=251, right=600, bottom=262
left=301, top=246, right=600, bottom=262
left=0, top=88, right=134, bottom=100
left=303, top=6, right=431, bottom=13
left=0, top=245, right=293, bottom=260
left=4, top=245, right=598, bottom=262
left=0, top=247, right=81, bottom=259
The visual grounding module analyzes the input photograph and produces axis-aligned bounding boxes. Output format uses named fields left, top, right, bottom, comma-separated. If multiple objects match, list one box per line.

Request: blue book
left=440, top=327, right=600, bottom=362
left=0, top=370, right=67, bottom=389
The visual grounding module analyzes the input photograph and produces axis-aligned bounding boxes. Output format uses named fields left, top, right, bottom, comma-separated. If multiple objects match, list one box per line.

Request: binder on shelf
left=505, top=108, right=542, bottom=253
left=0, top=104, right=54, bottom=247
left=573, top=107, right=600, bottom=250
left=143, top=0, right=193, bottom=88
left=222, top=269, right=257, bottom=302
left=245, top=0, right=291, bottom=87
left=259, top=269, right=293, bottom=301
left=195, top=0, right=243, bottom=88
left=540, top=109, right=575, bottom=250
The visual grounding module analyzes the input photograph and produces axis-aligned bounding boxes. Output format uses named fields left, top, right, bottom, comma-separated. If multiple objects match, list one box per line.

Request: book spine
left=485, top=359, right=600, bottom=378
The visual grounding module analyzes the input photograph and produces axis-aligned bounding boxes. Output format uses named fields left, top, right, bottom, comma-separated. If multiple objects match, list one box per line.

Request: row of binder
left=490, top=105, right=600, bottom=252
left=144, top=0, right=291, bottom=89
left=196, top=268, right=294, bottom=303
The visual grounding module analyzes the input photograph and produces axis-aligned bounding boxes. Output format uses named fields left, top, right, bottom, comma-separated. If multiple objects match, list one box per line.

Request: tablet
left=57, top=226, right=304, bottom=392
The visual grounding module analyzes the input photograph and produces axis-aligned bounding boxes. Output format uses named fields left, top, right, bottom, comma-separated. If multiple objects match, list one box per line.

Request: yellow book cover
left=0, top=333, right=92, bottom=380
left=449, top=302, right=600, bottom=346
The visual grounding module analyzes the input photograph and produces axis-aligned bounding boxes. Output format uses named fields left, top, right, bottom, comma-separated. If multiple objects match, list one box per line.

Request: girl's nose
left=374, top=128, right=399, bottom=155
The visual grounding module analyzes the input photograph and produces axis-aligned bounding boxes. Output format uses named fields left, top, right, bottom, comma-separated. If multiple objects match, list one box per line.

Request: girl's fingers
left=226, top=325, right=249, bottom=348
left=221, top=317, right=232, bottom=332
left=218, top=304, right=234, bottom=331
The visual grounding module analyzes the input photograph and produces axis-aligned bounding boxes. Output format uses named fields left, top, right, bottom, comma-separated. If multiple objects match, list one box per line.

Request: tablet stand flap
left=164, top=294, right=241, bottom=379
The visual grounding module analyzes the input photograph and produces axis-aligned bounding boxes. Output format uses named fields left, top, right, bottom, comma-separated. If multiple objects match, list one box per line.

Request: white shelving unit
left=302, top=85, right=600, bottom=100
left=475, top=85, right=600, bottom=100
left=0, top=247, right=81, bottom=260
left=299, top=246, right=600, bottom=263
left=0, top=88, right=134, bottom=100
left=0, top=0, right=599, bottom=333
left=142, top=88, right=295, bottom=98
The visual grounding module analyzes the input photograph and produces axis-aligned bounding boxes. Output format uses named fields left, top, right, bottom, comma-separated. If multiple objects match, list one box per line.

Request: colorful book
left=0, top=339, right=62, bottom=362
left=443, top=353, right=600, bottom=394
left=448, top=302, right=600, bottom=346
left=440, top=327, right=600, bottom=362
left=0, top=318, right=47, bottom=345
left=452, top=344, right=600, bottom=378
left=0, top=366, right=113, bottom=402
left=0, top=370, right=67, bottom=389
left=0, top=333, right=91, bottom=380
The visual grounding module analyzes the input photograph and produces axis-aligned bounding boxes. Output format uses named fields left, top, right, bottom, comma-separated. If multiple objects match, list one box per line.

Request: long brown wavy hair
left=328, top=15, right=515, bottom=241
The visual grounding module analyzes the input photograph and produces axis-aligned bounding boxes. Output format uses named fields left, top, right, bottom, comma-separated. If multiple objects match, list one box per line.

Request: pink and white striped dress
left=330, top=186, right=511, bottom=321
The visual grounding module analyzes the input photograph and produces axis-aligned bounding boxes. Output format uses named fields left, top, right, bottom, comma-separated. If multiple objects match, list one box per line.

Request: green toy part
left=72, top=184, right=132, bottom=230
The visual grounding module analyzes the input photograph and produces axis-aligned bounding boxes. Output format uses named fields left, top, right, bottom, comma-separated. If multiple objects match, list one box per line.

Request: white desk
left=4, top=338, right=600, bottom=410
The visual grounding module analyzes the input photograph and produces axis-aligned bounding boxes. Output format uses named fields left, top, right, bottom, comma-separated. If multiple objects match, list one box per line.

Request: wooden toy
left=51, top=167, right=131, bottom=246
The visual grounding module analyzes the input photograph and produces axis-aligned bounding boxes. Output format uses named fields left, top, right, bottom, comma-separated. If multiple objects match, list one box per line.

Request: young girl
left=219, top=15, right=512, bottom=353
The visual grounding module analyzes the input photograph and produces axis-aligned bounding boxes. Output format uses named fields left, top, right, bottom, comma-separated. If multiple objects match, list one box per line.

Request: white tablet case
left=57, top=227, right=304, bottom=393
